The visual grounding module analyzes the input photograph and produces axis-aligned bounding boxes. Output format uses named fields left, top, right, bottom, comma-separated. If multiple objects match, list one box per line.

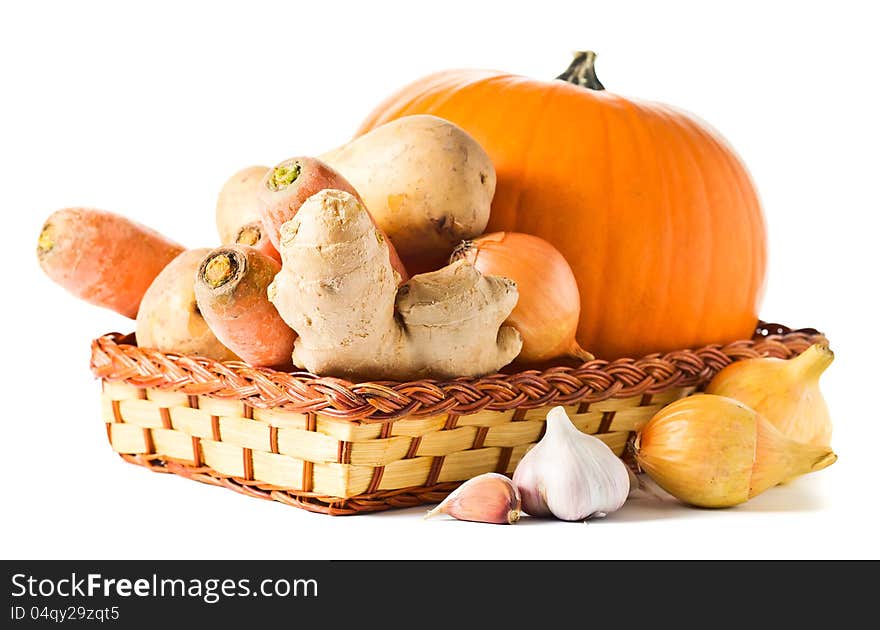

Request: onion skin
left=634, top=394, right=836, bottom=508
left=452, top=232, right=592, bottom=364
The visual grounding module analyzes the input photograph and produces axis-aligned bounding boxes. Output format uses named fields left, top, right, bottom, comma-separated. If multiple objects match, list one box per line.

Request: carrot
left=233, top=221, right=281, bottom=264
left=258, top=156, right=409, bottom=283
left=36, top=207, right=185, bottom=318
left=194, top=245, right=296, bottom=367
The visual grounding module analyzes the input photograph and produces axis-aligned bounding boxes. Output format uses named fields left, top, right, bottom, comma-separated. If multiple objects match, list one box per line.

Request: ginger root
left=268, top=189, right=522, bottom=381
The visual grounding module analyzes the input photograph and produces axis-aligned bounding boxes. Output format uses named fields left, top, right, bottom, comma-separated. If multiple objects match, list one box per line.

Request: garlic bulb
left=512, top=406, right=630, bottom=521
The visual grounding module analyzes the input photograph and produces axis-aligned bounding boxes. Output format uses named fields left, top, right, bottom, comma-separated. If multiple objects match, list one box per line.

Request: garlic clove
left=424, top=473, right=521, bottom=524
left=512, top=406, right=631, bottom=521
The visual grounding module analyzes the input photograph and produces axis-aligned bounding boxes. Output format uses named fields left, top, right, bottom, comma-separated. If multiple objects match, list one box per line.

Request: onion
left=451, top=232, right=592, bottom=364
left=634, top=394, right=837, bottom=508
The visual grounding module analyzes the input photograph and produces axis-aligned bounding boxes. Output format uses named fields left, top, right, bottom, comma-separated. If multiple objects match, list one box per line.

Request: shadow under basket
left=90, top=322, right=825, bottom=515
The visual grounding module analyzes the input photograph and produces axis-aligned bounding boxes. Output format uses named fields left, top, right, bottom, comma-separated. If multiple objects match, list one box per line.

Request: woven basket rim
left=90, top=322, right=825, bottom=423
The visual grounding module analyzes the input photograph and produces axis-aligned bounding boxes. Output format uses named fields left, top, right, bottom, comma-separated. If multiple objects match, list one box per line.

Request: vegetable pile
left=36, top=51, right=836, bottom=521
left=359, top=51, right=768, bottom=360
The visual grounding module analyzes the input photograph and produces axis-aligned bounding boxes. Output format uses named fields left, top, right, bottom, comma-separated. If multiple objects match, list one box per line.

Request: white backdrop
left=2, top=0, right=877, bottom=559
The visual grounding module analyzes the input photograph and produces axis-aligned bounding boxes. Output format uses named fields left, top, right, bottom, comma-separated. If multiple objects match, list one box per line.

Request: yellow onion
left=634, top=394, right=836, bottom=508
left=706, top=343, right=833, bottom=447
left=451, top=232, right=592, bottom=364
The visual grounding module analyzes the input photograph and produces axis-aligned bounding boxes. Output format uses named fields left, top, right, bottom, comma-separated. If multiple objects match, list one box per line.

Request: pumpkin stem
left=556, top=51, right=605, bottom=91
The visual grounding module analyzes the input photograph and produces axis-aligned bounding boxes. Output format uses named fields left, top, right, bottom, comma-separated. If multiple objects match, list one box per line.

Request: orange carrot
left=194, top=245, right=297, bottom=367
left=233, top=221, right=281, bottom=264
left=37, top=207, right=185, bottom=318
left=258, top=156, right=409, bottom=282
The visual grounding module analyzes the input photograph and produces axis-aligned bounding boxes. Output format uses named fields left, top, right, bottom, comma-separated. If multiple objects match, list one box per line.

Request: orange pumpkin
left=356, top=52, right=767, bottom=360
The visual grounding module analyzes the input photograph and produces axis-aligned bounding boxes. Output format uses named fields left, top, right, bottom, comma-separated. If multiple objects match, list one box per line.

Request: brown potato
left=136, top=248, right=237, bottom=361
left=321, top=115, right=495, bottom=272
left=215, top=165, right=270, bottom=244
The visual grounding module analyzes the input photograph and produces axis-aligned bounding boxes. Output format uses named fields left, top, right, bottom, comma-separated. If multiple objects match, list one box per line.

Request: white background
left=2, top=0, right=878, bottom=560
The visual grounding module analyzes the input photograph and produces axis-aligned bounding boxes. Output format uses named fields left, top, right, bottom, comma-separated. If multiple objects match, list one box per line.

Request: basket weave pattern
left=91, top=323, right=824, bottom=515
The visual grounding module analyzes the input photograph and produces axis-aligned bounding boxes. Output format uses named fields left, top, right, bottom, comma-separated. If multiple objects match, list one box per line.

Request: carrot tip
left=37, top=222, right=55, bottom=256
left=266, top=162, right=301, bottom=192
left=236, top=223, right=262, bottom=247
left=203, top=252, right=239, bottom=288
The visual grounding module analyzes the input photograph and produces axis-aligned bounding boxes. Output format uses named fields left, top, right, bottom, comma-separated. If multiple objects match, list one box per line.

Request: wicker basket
left=90, top=322, right=825, bottom=515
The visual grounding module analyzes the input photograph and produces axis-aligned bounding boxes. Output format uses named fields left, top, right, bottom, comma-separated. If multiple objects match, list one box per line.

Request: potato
left=136, top=248, right=238, bottom=361
left=215, top=165, right=270, bottom=244
left=320, top=115, right=495, bottom=272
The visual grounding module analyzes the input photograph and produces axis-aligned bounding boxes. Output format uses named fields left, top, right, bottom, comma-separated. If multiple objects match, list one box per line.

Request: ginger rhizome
left=268, top=189, right=522, bottom=381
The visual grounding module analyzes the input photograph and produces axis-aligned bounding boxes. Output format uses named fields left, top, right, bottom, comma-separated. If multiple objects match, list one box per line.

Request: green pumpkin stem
left=556, top=51, right=605, bottom=91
